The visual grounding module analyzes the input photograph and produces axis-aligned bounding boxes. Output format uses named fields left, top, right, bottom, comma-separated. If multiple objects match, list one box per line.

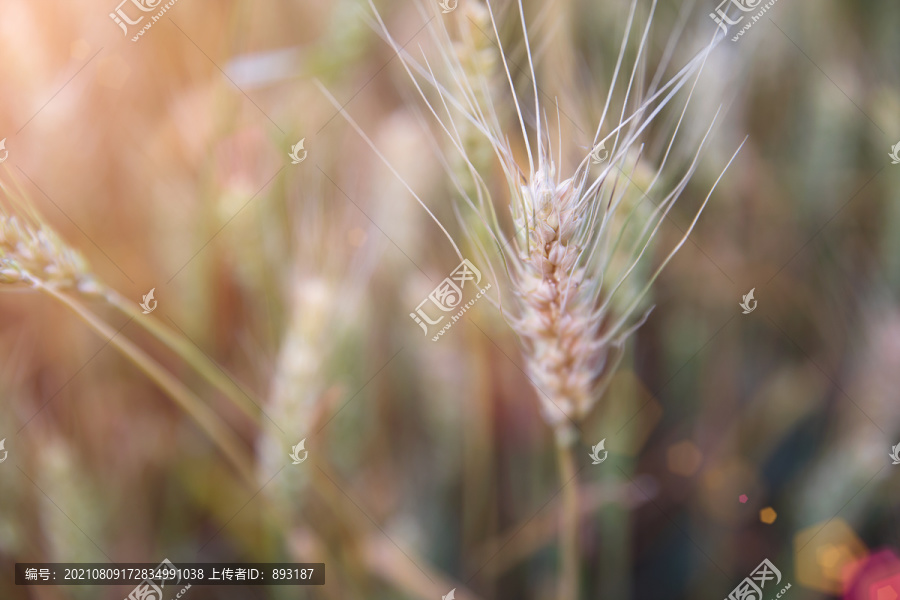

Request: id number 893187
left=272, top=568, right=314, bottom=580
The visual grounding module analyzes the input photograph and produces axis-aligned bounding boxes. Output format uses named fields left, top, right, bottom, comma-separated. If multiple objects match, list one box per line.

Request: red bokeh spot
left=843, top=548, right=900, bottom=600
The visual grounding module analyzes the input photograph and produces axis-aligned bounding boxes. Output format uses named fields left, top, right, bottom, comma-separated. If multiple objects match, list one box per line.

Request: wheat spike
left=364, top=4, right=745, bottom=598
left=368, top=0, right=745, bottom=442
left=0, top=178, right=259, bottom=485
left=0, top=194, right=98, bottom=292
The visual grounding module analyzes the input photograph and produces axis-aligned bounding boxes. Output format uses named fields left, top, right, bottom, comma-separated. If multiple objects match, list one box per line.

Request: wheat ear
left=366, top=0, right=745, bottom=597
left=371, top=0, right=749, bottom=432
left=0, top=176, right=256, bottom=487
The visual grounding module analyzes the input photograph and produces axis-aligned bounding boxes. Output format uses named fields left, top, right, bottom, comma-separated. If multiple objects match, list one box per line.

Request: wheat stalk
left=0, top=175, right=257, bottom=487
left=356, top=0, right=749, bottom=597
left=0, top=176, right=264, bottom=424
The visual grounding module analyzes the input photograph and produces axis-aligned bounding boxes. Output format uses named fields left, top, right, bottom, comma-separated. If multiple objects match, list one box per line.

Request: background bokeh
left=0, top=0, right=899, bottom=598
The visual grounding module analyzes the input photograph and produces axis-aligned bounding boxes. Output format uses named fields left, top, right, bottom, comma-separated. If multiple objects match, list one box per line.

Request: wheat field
left=0, top=0, right=899, bottom=599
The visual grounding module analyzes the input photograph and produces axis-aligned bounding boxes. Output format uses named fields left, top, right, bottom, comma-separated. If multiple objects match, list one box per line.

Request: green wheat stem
left=39, top=282, right=257, bottom=489
left=104, top=289, right=264, bottom=426
left=556, top=436, right=579, bottom=600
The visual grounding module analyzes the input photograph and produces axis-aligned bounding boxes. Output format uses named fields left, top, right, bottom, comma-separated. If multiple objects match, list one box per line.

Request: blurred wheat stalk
left=0, top=173, right=260, bottom=487
left=362, top=0, right=746, bottom=597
